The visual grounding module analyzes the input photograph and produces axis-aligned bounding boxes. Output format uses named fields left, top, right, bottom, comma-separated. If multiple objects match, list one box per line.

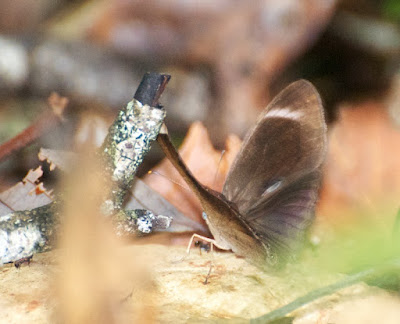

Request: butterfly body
left=158, top=80, right=327, bottom=270
left=195, top=185, right=277, bottom=269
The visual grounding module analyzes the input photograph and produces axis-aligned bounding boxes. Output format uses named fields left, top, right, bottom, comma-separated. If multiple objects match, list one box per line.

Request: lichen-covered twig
left=99, top=73, right=173, bottom=236
left=113, top=209, right=172, bottom=236
left=100, top=73, right=170, bottom=213
left=0, top=202, right=59, bottom=264
left=0, top=73, right=173, bottom=264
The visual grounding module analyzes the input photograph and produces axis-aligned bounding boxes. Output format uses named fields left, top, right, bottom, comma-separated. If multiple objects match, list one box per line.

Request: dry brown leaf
left=38, top=148, right=77, bottom=172
left=143, top=122, right=242, bottom=227
left=318, top=101, right=400, bottom=223
left=387, top=73, right=400, bottom=127
left=0, top=166, right=53, bottom=216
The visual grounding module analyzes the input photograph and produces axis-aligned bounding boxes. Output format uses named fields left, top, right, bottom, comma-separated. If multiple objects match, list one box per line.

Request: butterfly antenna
left=213, top=150, right=226, bottom=188
left=147, top=170, right=191, bottom=192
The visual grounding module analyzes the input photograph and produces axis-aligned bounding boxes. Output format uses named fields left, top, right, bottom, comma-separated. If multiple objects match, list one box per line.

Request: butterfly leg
left=171, top=233, right=210, bottom=263
left=186, top=234, right=217, bottom=254
left=185, top=234, right=224, bottom=284
left=173, top=234, right=221, bottom=283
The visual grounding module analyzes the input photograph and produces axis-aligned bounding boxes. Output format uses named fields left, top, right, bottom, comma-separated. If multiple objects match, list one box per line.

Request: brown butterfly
left=157, top=80, right=327, bottom=270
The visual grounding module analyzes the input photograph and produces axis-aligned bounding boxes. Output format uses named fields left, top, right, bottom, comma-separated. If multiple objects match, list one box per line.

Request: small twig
left=251, top=259, right=400, bottom=323
left=133, top=73, right=170, bottom=107
left=0, top=93, right=68, bottom=163
left=0, top=202, right=59, bottom=264
left=203, top=262, right=213, bottom=285
left=100, top=73, right=170, bottom=212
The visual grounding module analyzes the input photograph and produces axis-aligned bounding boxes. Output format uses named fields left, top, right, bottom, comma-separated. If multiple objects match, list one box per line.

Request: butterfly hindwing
left=222, top=80, right=327, bottom=261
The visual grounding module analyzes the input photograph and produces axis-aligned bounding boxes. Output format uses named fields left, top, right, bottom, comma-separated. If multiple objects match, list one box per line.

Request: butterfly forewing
left=222, top=80, right=327, bottom=261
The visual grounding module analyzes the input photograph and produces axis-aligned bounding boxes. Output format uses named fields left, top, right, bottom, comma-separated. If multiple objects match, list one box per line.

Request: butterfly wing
left=222, top=80, right=327, bottom=262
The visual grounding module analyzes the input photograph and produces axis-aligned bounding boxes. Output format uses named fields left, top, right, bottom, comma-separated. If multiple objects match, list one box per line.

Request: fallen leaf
left=0, top=166, right=53, bottom=216
left=318, top=101, right=400, bottom=224
left=38, top=148, right=77, bottom=172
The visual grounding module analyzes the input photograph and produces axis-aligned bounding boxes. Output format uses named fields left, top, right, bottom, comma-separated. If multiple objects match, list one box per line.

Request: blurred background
left=0, top=0, right=400, bottom=221
left=1, top=1, right=400, bottom=322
